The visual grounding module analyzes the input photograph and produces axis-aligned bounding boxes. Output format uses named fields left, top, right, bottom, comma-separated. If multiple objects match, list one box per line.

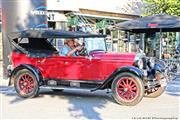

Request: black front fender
left=9, top=64, right=43, bottom=86
left=147, top=63, right=165, bottom=79
left=92, top=66, right=144, bottom=91
left=154, top=63, right=165, bottom=72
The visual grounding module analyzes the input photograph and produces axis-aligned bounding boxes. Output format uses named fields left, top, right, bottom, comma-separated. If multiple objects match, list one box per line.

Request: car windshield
left=85, top=37, right=106, bottom=54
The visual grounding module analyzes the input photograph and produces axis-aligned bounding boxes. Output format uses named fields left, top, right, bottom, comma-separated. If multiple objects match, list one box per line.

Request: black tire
left=111, top=72, right=144, bottom=106
left=14, top=69, right=39, bottom=98
left=145, top=87, right=165, bottom=98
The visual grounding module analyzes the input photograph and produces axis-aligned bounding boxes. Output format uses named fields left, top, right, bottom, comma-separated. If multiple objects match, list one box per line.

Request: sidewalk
left=0, top=79, right=9, bottom=86
left=0, top=61, right=9, bottom=86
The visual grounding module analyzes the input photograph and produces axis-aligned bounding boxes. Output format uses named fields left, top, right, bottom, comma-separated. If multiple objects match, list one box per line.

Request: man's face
left=67, top=39, right=75, bottom=47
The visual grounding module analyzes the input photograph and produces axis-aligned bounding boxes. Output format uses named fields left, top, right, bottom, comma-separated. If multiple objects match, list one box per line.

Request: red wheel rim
left=18, top=74, right=35, bottom=94
left=116, top=77, right=139, bottom=101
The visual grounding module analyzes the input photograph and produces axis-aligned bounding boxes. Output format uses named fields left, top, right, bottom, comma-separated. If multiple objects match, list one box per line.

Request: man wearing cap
left=60, top=39, right=83, bottom=56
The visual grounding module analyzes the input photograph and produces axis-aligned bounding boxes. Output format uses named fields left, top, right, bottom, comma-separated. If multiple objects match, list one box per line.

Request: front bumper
left=142, top=65, right=168, bottom=89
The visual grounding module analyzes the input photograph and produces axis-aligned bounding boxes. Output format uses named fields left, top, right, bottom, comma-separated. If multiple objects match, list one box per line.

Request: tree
left=142, top=0, right=180, bottom=16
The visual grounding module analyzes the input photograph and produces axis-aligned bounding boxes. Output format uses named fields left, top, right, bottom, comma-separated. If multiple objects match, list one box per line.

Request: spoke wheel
left=116, top=77, right=138, bottom=101
left=14, top=69, right=39, bottom=98
left=112, top=72, right=144, bottom=106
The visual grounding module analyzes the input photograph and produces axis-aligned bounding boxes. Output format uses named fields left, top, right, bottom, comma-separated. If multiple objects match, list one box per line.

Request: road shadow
left=166, top=92, right=180, bottom=96
left=41, top=89, right=113, bottom=120
left=165, top=77, right=180, bottom=96
left=1, top=84, right=114, bottom=120
left=0, top=85, right=26, bottom=104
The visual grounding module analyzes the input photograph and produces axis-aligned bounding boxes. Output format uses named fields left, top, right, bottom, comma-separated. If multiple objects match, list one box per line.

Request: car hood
left=90, top=52, right=136, bottom=61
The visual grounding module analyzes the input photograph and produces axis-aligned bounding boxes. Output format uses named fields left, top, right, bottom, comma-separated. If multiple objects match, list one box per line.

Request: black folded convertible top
left=8, top=29, right=106, bottom=39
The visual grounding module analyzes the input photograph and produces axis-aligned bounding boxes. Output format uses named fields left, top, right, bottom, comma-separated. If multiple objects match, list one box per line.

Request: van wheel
left=14, top=69, right=39, bottom=98
left=111, top=72, right=144, bottom=106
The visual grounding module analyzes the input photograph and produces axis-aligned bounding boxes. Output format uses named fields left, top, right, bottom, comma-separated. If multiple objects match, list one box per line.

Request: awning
left=8, top=30, right=106, bottom=39
left=74, top=13, right=132, bottom=21
left=115, top=13, right=180, bottom=33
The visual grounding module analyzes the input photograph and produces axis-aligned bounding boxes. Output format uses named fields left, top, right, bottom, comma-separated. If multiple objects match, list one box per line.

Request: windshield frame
left=84, top=37, right=107, bottom=56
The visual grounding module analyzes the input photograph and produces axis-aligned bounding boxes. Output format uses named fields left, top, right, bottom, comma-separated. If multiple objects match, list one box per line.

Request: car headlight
left=149, top=57, right=156, bottom=68
left=134, top=54, right=144, bottom=69
left=147, top=57, right=156, bottom=68
left=137, top=59, right=143, bottom=69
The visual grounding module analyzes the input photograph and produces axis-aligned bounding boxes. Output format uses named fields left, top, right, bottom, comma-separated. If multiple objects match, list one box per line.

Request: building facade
left=46, top=0, right=143, bottom=52
left=0, top=0, right=179, bottom=77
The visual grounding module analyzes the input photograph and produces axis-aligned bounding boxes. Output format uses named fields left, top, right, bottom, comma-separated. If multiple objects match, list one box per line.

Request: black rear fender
left=9, top=64, right=43, bottom=86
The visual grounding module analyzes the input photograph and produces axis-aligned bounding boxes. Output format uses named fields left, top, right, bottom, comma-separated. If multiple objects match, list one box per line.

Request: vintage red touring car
left=8, top=30, right=167, bottom=106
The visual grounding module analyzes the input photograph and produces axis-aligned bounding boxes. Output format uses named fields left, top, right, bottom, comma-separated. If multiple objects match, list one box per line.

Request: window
left=85, top=37, right=106, bottom=53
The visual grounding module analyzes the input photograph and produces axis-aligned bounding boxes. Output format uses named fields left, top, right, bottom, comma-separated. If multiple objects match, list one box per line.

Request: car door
left=36, top=56, right=64, bottom=79
left=62, top=56, right=102, bottom=80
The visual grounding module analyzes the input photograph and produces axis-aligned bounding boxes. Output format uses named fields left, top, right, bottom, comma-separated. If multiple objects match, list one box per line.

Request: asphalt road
left=0, top=78, right=179, bottom=120
left=166, top=75, right=180, bottom=96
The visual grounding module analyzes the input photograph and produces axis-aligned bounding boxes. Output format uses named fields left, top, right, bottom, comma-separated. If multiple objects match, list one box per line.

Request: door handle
left=76, top=62, right=82, bottom=65
left=64, top=61, right=69, bottom=65
left=64, top=61, right=82, bottom=65
left=37, top=59, right=46, bottom=64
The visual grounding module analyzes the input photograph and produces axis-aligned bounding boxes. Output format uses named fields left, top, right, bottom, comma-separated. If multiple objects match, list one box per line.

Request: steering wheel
left=89, top=49, right=105, bottom=55
left=77, top=46, right=87, bottom=56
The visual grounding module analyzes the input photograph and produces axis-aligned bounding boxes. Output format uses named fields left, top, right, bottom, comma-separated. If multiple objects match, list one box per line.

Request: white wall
left=47, top=0, right=79, bottom=11
left=0, top=33, right=2, bottom=60
left=47, top=0, right=143, bottom=15
left=77, top=0, right=143, bottom=15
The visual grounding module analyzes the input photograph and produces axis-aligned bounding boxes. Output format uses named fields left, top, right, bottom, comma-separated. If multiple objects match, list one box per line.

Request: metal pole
left=110, top=31, right=113, bottom=52
left=127, top=31, right=130, bottom=52
left=142, top=33, right=145, bottom=53
left=159, top=29, right=162, bottom=59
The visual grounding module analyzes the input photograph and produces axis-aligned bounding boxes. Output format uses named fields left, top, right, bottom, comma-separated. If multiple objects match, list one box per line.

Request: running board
left=40, top=85, right=97, bottom=92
